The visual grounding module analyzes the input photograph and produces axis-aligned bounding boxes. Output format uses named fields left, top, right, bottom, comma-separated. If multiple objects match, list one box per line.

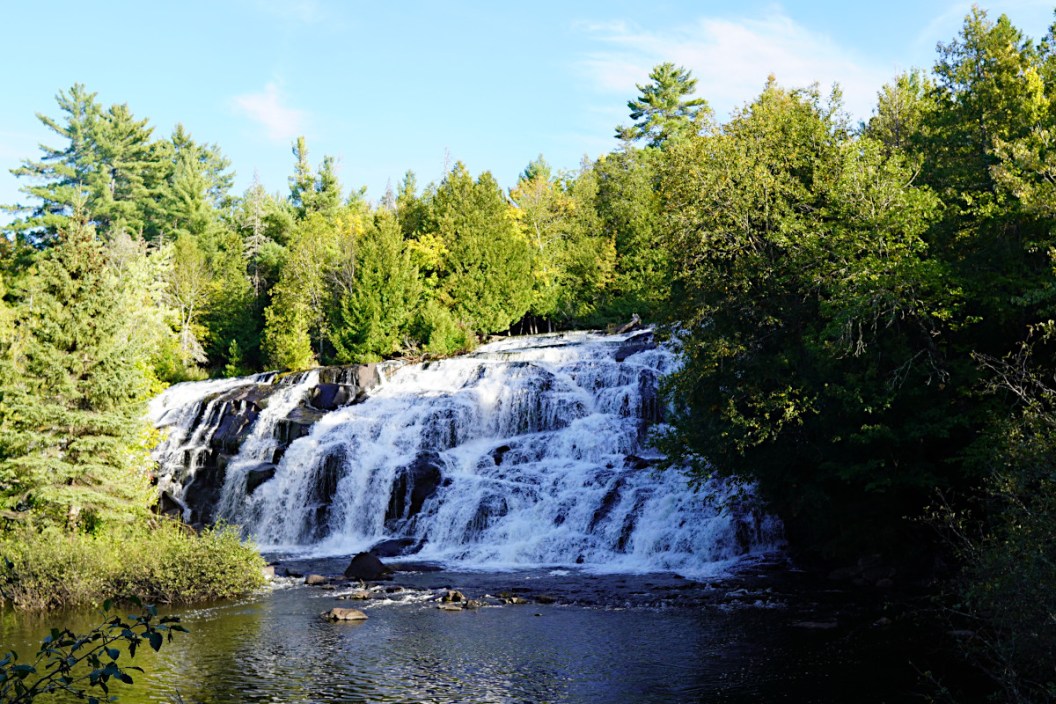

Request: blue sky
left=1, top=1, right=1053, bottom=221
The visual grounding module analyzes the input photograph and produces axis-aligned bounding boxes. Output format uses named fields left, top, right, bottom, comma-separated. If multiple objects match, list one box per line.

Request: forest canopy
left=1, top=7, right=1055, bottom=698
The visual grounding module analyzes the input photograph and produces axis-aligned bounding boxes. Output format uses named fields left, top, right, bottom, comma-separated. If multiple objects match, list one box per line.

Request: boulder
left=614, top=330, right=656, bottom=362
left=308, top=383, right=355, bottom=411
left=245, top=464, right=276, bottom=494
left=386, top=452, right=444, bottom=522
left=157, top=490, right=186, bottom=518
left=490, top=444, right=512, bottom=466
left=369, top=538, right=416, bottom=558
left=323, top=608, right=368, bottom=621
left=343, top=552, right=394, bottom=581
left=304, top=574, right=328, bottom=586
left=441, top=589, right=465, bottom=603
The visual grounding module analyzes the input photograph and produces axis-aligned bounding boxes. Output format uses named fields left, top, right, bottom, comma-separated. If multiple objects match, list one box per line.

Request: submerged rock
left=323, top=608, right=367, bottom=621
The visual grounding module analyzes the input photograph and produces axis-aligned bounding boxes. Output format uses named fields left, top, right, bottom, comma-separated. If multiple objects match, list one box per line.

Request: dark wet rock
left=323, top=607, right=367, bottom=621
left=637, top=368, right=662, bottom=423
left=465, top=495, right=508, bottom=538
left=344, top=552, right=394, bottom=581
left=157, top=490, right=186, bottom=518
left=623, top=455, right=652, bottom=470
left=441, top=589, right=465, bottom=603
left=386, top=452, right=444, bottom=523
left=308, top=383, right=354, bottom=411
left=338, top=590, right=371, bottom=601
left=369, top=538, right=416, bottom=558
left=589, top=477, right=626, bottom=531
left=535, top=594, right=557, bottom=605
left=304, top=450, right=345, bottom=541
left=245, top=464, right=276, bottom=494
left=614, top=329, right=655, bottom=362
left=490, top=444, right=512, bottom=466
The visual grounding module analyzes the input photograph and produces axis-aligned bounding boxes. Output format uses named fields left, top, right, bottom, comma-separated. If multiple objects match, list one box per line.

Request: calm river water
left=0, top=559, right=938, bottom=703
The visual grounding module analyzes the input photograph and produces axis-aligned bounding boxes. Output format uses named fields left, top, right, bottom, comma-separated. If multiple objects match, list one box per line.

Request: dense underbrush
left=0, top=521, right=266, bottom=611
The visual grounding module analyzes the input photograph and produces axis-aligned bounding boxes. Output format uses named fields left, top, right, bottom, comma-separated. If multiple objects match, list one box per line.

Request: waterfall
left=150, top=331, right=781, bottom=577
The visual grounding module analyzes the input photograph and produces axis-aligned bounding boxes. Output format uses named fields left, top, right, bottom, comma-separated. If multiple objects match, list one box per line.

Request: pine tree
left=616, top=63, right=711, bottom=148
left=0, top=213, right=154, bottom=530
left=5, top=85, right=102, bottom=244
left=5, top=85, right=168, bottom=243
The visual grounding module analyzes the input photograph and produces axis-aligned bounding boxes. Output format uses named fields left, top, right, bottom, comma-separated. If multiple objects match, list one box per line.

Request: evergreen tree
left=509, top=157, right=612, bottom=325
left=616, top=63, right=711, bottom=148
left=0, top=214, right=154, bottom=530
left=594, top=148, right=667, bottom=319
left=5, top=85, right=168, bottom=243
left=262, top=209, right=359, bottom=369
left=331, top=211, right=420, bottom=362
left=422, top=163, right=534, bottom=336
left=5, top=85, right=102, bottom=244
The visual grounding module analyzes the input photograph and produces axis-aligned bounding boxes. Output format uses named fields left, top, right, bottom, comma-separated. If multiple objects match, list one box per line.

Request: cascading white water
left=212, top=370, right=320, bottom=519
left=149, top=373, right=275, bottom=510
left=146, top=331, right=779, bottom=578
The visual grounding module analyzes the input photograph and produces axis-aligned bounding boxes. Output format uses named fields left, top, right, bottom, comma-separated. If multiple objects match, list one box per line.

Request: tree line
left=1, top=6, right=1054, bottom=697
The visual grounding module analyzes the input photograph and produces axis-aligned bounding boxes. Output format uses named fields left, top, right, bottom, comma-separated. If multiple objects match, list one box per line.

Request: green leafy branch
left=0, top=598, right=186, bottom=703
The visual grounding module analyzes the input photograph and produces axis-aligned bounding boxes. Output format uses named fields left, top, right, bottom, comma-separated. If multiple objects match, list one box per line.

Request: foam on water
left=151, top=331, right=781, bottom=578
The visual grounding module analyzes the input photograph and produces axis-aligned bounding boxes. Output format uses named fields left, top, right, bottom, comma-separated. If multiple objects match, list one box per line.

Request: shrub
left=0, top=521, right=266, bottom=611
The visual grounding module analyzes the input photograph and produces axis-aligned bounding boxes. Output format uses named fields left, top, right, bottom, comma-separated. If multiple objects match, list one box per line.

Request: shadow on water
left=0, top=563, right=945, bottom=703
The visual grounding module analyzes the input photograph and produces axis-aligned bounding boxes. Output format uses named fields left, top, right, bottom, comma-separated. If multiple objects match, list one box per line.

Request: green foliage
left=412, top=299, right=475, bottom=357
left=657, top=78, right=969, bottom=554
left=509, top=158, right=613, bottom=324
left=0, top=602, right=185, bottom=703
left=0, top=214, right=155, bottom=530
left=593, top=147, right=667, bottom=321
left=616, top=62, right=711, bottom=148
left=930, top=332, right=1056, bottom=703
left=5, top=85, right=168, bottom=244
left=331, top=211, right=420, bottom=362
left=420, top=163, right=534, bottom=336
left=0, top=522, right=265, bottom=611
left=262, top=209, right=359, bottom=369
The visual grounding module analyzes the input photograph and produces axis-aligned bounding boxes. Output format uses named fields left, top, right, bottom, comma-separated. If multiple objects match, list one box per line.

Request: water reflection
left=0, top=572, right=923, bottom=703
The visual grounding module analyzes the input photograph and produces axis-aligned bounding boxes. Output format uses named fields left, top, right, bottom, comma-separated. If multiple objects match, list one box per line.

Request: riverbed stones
left=323, top=608, right=368, bottom=621
left=441, top=589, right=465, bottom=603
left=343, top=552, right=394, bottom=581
left=304, top=574, right=328, bottom=586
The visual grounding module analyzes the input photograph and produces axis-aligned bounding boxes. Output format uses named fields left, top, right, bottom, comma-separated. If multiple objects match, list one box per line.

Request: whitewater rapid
left=149, top=331, right=781, bottom=578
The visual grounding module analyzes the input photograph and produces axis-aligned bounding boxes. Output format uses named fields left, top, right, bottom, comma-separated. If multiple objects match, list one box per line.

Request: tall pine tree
left=0, top=213, right=155, bottom=531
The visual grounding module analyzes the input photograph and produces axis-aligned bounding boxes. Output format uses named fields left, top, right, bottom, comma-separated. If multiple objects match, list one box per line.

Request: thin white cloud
left=231, top=83, right=308, bottom=143
left=578, top=11, right=893, bottom=121
left=915, top=1, right=1054, bottom=54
